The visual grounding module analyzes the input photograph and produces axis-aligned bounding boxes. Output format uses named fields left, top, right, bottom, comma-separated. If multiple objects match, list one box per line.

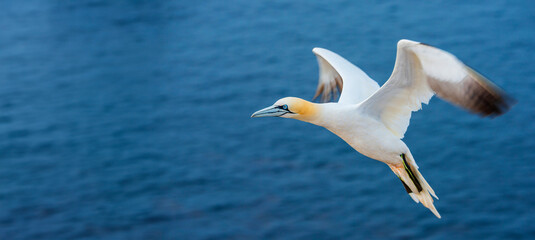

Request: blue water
left=0, top=1, right=533, bottom=239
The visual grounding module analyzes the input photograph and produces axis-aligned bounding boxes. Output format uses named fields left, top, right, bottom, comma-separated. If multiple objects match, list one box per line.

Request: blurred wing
left=313, top=48, right=380, bottom=104
left=358, top=39, right=514, bottom=138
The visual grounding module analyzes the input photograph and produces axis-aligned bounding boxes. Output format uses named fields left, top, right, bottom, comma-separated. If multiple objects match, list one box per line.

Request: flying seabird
left=251, top=39, right=513, bottom=218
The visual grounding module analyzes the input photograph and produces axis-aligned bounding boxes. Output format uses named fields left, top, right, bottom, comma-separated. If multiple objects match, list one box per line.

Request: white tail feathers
left=389, top=154, right=441, bottom=218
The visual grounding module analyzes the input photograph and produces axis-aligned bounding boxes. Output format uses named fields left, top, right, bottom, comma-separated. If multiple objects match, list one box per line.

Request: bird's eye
left=282, top=104, right=288, bottom=110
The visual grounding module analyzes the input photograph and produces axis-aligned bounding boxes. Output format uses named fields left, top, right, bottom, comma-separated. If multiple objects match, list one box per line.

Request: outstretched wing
left=313, top=48, right=380, bottom=104
left=358, top=39, right=514, bottom=138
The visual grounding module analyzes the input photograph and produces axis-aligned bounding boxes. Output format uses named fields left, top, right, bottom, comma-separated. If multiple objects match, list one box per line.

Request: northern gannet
left=251, top=39, right=513, bottom=218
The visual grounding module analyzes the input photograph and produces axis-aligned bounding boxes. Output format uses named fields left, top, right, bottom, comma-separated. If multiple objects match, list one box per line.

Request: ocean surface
left=0, top=1, right=534, bottom=239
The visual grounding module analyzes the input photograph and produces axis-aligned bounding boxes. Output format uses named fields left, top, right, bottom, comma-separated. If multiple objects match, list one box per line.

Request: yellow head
left=251, top=97, right=318, bottom=121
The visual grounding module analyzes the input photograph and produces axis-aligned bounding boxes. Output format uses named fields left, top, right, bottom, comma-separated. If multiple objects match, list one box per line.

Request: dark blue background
left=0, top=1, right=533, bottom=239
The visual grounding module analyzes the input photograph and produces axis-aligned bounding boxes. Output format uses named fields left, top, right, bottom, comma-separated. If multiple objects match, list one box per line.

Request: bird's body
left=252, top=39, right=513, bottom=218
left=304, top=102, right=405, bottom=165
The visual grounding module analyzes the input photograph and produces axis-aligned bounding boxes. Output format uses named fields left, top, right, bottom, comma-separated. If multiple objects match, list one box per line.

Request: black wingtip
left=487, top=93, right=516, bottom=118
left=462, top=66, right=516, bottom=118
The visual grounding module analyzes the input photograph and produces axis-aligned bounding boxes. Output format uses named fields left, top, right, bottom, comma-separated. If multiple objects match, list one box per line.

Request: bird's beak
left=251, top=105, right=286, bottom=118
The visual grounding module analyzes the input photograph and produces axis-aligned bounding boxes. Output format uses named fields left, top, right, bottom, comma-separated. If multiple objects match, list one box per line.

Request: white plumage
left=313, top=47, right=379, bottom=104
left=252, top=39, right=513, bottom=218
